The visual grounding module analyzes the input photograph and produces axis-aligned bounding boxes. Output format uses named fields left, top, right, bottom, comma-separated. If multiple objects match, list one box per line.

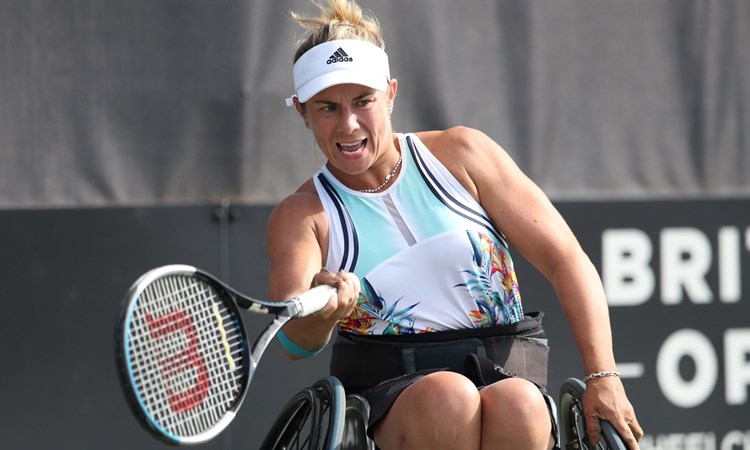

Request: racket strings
left=127, top=275, right=247, bottom=437
left=158, top=276, right=245, bottom=434
left=148, top=277, right=239, bottom=435
left=133, top=277, right=243, bottom=436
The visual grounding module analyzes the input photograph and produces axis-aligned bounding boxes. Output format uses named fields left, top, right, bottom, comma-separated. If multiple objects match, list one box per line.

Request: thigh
left=363, top=368, right=444, bottom=437
left=480, top=378, right=557, bottom=450
left=373, top=371, right=482, bottom=450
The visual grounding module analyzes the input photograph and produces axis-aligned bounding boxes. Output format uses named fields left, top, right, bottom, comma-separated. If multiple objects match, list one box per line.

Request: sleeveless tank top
left=313, top=133, right=524, bottom=335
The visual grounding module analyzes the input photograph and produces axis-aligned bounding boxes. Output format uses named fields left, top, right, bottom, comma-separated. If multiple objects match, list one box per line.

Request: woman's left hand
left=582, top=376, right=644, bottom=449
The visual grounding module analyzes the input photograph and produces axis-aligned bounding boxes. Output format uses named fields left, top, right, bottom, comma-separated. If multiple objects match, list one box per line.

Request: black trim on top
left=406, top=135, right=509, bottom=249
left=317, top=173, right=359, bottom=272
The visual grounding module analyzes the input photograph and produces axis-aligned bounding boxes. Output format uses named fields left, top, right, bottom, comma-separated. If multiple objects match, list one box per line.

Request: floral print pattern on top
left=456, top=231, right=524, bottom=326
left=338, top=230, right=523, bottom=335
left=358, top=279, right=426, bottom=335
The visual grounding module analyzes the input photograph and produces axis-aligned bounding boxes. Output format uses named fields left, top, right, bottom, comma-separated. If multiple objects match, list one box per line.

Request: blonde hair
left=291, top=0, right=385, bottom=63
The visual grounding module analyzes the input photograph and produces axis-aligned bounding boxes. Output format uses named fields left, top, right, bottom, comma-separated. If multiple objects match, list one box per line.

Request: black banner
left=557, top=199, right=750, bottom=449
left=0, top=200, right=747, bottom=448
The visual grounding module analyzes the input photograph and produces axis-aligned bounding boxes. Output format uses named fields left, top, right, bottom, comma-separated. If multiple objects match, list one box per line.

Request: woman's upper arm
left=441, top=127, right=581, bottom=280
left=265, top=190, right=327, bottom=302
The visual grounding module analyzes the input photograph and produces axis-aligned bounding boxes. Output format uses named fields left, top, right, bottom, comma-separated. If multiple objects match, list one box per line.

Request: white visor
left=285, top=39, right=390, bottom=107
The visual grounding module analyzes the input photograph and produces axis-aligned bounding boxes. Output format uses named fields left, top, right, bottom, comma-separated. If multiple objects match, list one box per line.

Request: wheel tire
left=558, top=378, right=628, bottom=450
left=260, top=386, right=322, bottom=450
left=312, top=376, right=346, bottom=450
left=261, top=376, right=346, bottom=450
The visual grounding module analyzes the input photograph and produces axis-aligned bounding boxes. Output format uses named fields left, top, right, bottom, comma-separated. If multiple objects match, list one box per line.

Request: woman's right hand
left=310, top=268, right=361, bottom=322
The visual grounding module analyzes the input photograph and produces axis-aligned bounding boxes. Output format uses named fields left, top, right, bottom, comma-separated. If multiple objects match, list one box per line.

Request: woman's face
left=297, top=80, right=397, bottom=184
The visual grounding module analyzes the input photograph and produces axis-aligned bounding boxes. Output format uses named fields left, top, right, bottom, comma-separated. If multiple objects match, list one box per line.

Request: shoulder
left=416, top=126, right=496, bottom=151
left=413, top=127, right=511, bottom=198
left=267, top=179, right=324, bottom=239
left=415, top=126, right=507, bottom=169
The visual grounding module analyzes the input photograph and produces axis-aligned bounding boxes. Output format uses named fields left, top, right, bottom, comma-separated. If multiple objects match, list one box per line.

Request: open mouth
left=336, top=139, right=367, bottom=158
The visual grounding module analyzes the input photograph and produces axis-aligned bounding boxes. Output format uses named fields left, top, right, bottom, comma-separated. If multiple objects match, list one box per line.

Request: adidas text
left=327, top=48, right=353, bottom=64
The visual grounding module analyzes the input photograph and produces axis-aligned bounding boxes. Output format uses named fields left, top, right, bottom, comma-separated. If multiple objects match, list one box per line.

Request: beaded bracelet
left=583, top=371, right=621, bottom=383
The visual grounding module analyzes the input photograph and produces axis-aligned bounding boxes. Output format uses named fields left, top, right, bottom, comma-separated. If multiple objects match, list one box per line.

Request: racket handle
left=293, top=284, right=337, bottom=317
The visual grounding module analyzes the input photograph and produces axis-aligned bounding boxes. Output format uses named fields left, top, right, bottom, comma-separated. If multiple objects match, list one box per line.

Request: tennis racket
left=114, top=264, right=336, bottom=446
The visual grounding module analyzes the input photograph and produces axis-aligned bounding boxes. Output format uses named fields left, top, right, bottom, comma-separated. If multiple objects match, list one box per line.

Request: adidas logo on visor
left=326, top=48, right=353, bottom=64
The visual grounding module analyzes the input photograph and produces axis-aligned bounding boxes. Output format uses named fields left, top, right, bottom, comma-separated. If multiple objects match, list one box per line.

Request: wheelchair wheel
left=261, top=376, right=346, bottom=450
left=559, top=378, right=628, bottom=450
left=341, top=394, right=375, bottom=450
left=313, top=376, right=346, bottom=449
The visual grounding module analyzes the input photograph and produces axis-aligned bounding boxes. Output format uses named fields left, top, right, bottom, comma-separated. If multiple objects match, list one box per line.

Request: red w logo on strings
left=146, top=310, right=210, bottom=413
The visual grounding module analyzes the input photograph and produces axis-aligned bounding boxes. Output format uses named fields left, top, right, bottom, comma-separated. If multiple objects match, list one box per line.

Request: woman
left=266, top=1, right=643, bottom=449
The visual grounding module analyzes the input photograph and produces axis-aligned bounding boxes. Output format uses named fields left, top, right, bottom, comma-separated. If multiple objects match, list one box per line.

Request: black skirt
left=358, top=361, right=559, bottom=448
left=329, top=313, right=559, bottom=447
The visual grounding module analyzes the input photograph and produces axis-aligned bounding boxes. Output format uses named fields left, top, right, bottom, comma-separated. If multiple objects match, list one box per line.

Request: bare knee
left=480, top=378, right=553, bottom=450
left=374, top=372, right=482, bottom=450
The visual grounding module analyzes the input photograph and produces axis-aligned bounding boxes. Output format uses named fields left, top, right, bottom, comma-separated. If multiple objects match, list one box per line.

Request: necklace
left=358, top=153, right=403, bottom=193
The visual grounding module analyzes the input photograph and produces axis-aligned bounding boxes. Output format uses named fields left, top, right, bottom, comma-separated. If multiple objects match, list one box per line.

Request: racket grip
left=293, top=284, right=337, bottom=317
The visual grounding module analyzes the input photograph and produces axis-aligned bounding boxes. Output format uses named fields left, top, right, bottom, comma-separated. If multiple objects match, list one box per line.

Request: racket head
left=114, top=265, right=251, bottom=445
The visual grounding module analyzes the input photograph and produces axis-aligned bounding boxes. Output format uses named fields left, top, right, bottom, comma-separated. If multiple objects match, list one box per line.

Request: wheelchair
left=261, top=375, right=627, bottom=450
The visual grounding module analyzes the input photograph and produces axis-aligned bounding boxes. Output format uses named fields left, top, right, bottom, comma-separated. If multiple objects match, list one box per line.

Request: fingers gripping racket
left=114, top=264, right=335, bottom=445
